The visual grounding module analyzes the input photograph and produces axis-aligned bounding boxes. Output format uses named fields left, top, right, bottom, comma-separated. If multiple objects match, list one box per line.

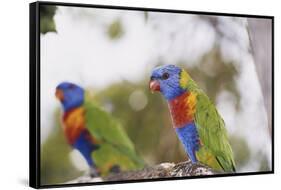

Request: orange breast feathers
left=168, top=91, right=197, bottom=128
left=62, top=107, right=86, bottom=145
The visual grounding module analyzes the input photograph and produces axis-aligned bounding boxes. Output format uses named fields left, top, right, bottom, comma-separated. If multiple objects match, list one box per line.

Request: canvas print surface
left=37, top=3, right=273, bottom=187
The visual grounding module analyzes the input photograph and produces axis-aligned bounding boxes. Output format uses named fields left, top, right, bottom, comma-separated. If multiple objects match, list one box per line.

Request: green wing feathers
left=83, top=100, right=144, bottom=175
left=194, top=90, right=236, bottom=172
left=91, top=144, right=142, bottom=176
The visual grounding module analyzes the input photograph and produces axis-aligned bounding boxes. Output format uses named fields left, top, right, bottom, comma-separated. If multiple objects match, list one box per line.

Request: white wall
left=0, top=0, right=279, bottom=189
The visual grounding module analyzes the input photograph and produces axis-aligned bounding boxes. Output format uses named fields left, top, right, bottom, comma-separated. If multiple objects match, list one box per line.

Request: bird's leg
left=89, top=166, right=100, bottom=178
left=109, top=165, right=121, bottom=174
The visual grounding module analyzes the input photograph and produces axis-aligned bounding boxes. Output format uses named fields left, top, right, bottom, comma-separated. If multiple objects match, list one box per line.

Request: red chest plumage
left=168, top=92, right=196, bottom=128
left=62, top=107, right=86, bottom=145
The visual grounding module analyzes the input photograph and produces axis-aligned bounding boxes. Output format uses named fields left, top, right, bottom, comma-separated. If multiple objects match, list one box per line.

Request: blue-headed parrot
left=55, top=82, right=144, bottom=177
left=149, top=65, right=236, bottom=173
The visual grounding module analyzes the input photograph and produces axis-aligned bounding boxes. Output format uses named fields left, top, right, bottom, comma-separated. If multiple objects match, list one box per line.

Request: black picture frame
left=29, top=1, right=274, bottom=189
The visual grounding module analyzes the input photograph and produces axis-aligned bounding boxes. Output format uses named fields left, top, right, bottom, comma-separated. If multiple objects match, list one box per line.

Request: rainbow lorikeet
left=149, top=65, right=236, bottom=173
left=55, top=82, right=144, bottom=177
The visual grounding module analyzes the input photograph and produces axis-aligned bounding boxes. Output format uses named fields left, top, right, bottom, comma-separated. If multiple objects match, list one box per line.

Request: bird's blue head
left=55, top=82, right=85, bottom=112
left=149, top=65, right=187, bottom=100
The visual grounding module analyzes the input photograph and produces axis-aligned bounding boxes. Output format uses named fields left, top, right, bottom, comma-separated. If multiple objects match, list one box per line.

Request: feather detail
left=63, top=106, right=99, bottom=145
left=179, top=69, right=191, bottom=89
left=168, top=91, right=197, bottom=128
left=175, top=122, right=200, bottom=163
left=63, top=107, right=86, bottom=145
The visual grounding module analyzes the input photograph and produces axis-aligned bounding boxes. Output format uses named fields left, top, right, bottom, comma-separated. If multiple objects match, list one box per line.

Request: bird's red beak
left=55, top=89, right=64, bottom=101
left=149, top=80, right=160, bottom=92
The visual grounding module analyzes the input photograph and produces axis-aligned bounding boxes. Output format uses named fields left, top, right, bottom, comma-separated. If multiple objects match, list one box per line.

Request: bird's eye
left=162, top=72, right=169, bottom=80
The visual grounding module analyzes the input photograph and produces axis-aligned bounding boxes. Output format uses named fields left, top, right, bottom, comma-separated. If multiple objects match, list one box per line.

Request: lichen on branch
left=66, top=161, right=215, bottom=184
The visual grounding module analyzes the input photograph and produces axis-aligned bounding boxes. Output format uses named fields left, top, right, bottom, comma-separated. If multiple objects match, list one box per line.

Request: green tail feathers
left=193, top=89, right=236, bottom=173
left=84, top=99, right=144, bottom=175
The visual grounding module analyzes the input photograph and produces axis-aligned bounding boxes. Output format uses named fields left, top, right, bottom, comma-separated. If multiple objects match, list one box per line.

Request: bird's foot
left=89, top=167, right=100, bottom=178
left=109, top=165, right=121, bottom=174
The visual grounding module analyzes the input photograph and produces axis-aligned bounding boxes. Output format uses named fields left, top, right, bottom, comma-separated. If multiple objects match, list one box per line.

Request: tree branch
left=67, top=161, right=215, bottom=183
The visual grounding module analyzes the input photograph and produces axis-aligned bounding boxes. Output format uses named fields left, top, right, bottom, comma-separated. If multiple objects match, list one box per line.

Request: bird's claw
left=89, top=167, right=100, bottom=178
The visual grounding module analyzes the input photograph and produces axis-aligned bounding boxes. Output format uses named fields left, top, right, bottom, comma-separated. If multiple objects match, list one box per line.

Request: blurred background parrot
left=55, top=82, right=144, bottom=177
left=149, top=65, right=236, bottom=173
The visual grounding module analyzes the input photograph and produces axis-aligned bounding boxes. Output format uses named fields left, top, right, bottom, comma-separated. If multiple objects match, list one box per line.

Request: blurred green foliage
left=229, top=135, right=250, bottom=168
left=41, top=110, right=82, bottom=185
left=107, top=19, right=124, bottom=40
left=40, top=5, right=57, bottom=34
left=258, top=151, right=270, bottom=171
